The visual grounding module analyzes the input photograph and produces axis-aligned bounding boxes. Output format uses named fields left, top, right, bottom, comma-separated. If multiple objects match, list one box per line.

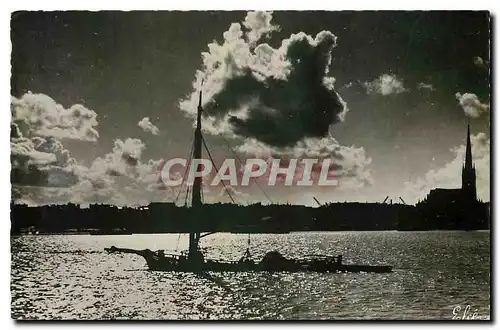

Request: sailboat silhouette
left=105, top=85, right=392, bottom=273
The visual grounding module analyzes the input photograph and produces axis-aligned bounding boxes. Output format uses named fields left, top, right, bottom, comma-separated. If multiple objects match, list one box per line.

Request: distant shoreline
left=10, top=229, right=491, bottom=237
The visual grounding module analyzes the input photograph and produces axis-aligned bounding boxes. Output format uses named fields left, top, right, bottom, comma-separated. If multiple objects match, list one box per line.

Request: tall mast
left=189, top=83, right=203, bottom=259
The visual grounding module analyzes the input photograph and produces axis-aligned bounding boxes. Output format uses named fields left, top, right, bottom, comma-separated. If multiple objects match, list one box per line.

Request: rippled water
left=11, top=231, right=490, bottom=320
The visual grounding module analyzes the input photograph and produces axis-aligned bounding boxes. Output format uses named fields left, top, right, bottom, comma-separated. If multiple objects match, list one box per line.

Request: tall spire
left=462, top=123, right=477, bottom=202
left=464, top=123, right=473, bottom=169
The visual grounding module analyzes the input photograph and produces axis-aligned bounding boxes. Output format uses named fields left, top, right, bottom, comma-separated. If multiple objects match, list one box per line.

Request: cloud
left=178, top=11, right=371, bottom=191
left=417, top=82, right=435, bottom=91
left=455, top=92, right=490, bottom=118
left=242, top=11, right=279, bottom=46
left=138, top=117, right=160, bottom=135
left=72, top=159, right=168, bottom=207
left=13, top=138, right=170, bottom=206
left=11, top=92, right=99, bottom=141
left=11, top=92, right=171, bottom=206
left=473, top=56, right=488, bottom=69
left=10, top=92, right=100, bottom=189
left=364, top=74, right=407, bottom=95
left=402, top=133, right=490, bottom=204
left=34, top=136, right=75, bottom=167
left=72, top=137, right=170, bottom=205
left=473, top=56, right=484, bottom=66
left=90, top=138, right=146, bottom=176
left=237, top=136, right=373, bottom=187
left=11, top=136, right=57, bottom=167
left=10, top=93, right=99, bottom=191
left=179, top=11, right=347, bottom=148
left=11, top=119, right=79, bottom=187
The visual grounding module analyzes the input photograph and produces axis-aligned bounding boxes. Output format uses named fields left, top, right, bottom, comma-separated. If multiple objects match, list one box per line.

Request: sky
left=10, top=11, right=491, bottom=206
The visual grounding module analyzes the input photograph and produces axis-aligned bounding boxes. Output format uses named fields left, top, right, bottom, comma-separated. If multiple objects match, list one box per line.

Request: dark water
left=11, top=231, right=490, bottom=320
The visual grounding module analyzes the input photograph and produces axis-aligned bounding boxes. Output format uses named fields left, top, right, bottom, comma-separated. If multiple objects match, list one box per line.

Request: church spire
left=462, top=123, right=477, bottom=202
left=464, top=123, right=473, bottom=170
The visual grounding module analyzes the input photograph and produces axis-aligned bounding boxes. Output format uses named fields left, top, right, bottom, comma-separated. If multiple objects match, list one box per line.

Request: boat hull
left=143, top=254, right=392, bottom=273
left=147, top=261, right=392, bottom=273
left=105, top=246, right=393, bottom=273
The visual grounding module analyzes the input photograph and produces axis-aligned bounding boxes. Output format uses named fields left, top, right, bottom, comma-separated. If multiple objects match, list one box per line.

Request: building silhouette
left=413, top=124, right=489, bottom=230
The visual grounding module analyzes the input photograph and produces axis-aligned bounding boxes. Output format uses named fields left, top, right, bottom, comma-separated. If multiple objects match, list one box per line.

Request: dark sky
left=11, top=11, right=491, bottom=205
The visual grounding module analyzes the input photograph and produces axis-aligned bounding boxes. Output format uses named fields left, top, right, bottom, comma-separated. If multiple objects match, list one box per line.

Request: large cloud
left=11, top=135, right=57, bottom=167
left=83, top=137, right=170, bottom=204
left=11, top=119, right=79, bottom=188
left=68, top=144, right=168, bottom=207
left=11, top=93, right=171, bottom=206
left=364, top=74, right=407, bottom=95
left=11, top=92, right=98, bottom=188
left=178, top=11, right=371, bottom=189
left=138, top=117, right=160, bottom=135
left=91, top=138, right=146, bottom=176
left=11, top=92, right=99, bottom=141
left=12, top=137, right=171, bottom=206
left=455, top=92, right=490, bottom=118
left=402, top=133, right=490, bottom=204
left=73, top=137, right=167, bottom=206
left=179, top=12, right=347, bottom=147
left=237, top=136, right=372, bottom=188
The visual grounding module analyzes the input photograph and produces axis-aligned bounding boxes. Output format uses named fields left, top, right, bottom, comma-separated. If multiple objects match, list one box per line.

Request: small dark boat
left=105, top=85, right=393, bottom=274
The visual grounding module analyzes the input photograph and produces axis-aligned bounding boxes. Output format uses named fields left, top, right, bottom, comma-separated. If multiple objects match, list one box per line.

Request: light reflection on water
left=11, top=231, right=490, bottom=320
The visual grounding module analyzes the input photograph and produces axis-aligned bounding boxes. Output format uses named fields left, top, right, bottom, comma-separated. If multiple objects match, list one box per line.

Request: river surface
left=11, top=231, right=490, bottom=320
